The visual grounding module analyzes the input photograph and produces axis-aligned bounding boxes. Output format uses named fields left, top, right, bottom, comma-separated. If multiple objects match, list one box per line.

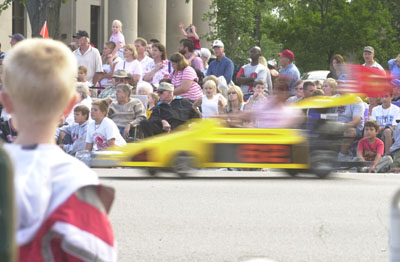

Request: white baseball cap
left=212, top=40, right=224, bottom=48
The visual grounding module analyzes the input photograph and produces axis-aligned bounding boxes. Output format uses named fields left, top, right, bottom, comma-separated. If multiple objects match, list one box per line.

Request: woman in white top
left=114, top=44, right=142, bottom=84
left=85, top=99, right=126, bottom=151
left=98, top=41, right=123, bottom=88
left=143, top=43, right=170, bottom=84
left=192, top=80, right=226, bottom=118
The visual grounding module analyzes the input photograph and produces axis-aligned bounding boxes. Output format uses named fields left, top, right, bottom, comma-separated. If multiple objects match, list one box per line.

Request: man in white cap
left=362, top=46, right=384, bottom=70
left=139, top=82, right=198, bottom=137
left=205, top=40, right=234, bottom=84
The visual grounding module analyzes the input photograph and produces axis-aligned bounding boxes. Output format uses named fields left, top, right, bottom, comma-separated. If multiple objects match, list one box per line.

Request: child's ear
left=62, top=92, right=79, bottom=118
left=0, top=90, right=15, bottom=115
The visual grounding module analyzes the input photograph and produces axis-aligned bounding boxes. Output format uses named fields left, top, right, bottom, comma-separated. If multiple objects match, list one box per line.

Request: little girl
left=193, top=80, right=226, bottom=118
left=109, top=20, right=125, bottom=58
left=85, top=99, right=126, bottom=151
left=179, top=23, right=201, bottom=62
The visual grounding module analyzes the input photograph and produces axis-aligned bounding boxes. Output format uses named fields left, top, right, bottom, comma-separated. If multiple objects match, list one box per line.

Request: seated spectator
left=140, top=82, right=198, bottom=137
left=311, top=89, right=324, bottom=96
left=77, top=65, right=91, bottom=87
left=357, top=120, right=393, bottom=173
left=142, top=42, right=170, bottom=84
left=192, top=80, right=226, bottom=118
left=370, top=90, right=400, bottom=155
left=65, top=82, right=92, bottom=125
left=98, top=69, right=132, bottom=99
left=0, top=118, right=17, bottom=143
left=286, top=80, right=304, bottom=104
left=98, top=41, right=123, bottom=88
left=322, top=78, right=338, bottom=97
left=303, top=81, right=317, bottom=98
left=108, top=84, right=146, bottom=139
left=146, top=92, right=159, bottom=119
left=85, top=99, right=126, bottom=151
left=337, top=96, right=365, bottom=161
left=58, top=105, right=90, bottom=155
left=169, top=52, right=202, bottom=101
left=137, top=81, right=154, bottom=95
left=201, top=48, right=211, bottom=75
left=314, top=80, right=322, bottom=89
left=366, top=96, right=380, bottom=120
left=244, top=80, right=268, bottom=111
left=224, top=85, right=246, bottom=127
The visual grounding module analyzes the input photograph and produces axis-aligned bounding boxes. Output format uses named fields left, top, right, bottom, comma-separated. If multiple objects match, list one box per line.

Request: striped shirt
left=169, top=66, right=202, bottom=101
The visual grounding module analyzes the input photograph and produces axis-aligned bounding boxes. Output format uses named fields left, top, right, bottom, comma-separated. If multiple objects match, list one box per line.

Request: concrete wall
left=0, top=8, right=12, bottom=52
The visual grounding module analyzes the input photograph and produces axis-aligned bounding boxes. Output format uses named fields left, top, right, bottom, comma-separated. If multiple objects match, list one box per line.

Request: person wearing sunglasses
left=286, top=80, right=304, bottom=104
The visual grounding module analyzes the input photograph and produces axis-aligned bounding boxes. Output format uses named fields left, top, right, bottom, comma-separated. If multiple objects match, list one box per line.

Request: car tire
left=310, top=150, right=337, bottom=178
left=146, top=167, right=158, bottom=176
left=173, top=152, right=196, bottom=178
left=285, top=169, right=301, bottom=177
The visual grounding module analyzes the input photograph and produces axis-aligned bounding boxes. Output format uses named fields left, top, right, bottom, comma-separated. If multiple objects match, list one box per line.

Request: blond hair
left=202, top=80, right=217, bottom=93
left=112, top=20, right=123, bottom=31
left=2, top=38, right=77, bottom=123
left=124, top=44, right=138, bottom=60
left=227, top=85, right=244, bottom=112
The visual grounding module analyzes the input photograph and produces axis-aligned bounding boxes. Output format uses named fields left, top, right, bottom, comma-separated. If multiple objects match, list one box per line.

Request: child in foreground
left=357, top=120, right=393, bottom=173
left=0, top=38, right=116, bottom=261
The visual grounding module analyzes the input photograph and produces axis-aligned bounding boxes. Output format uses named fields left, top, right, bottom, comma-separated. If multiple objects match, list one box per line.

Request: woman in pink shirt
left=143, top=43, right=170, bottom=84
left=169, top=52, right=202, bottom=101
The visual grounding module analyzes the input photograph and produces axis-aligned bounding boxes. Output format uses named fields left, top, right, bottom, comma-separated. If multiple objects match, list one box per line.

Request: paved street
left=97, top=168, right=400, bottom=262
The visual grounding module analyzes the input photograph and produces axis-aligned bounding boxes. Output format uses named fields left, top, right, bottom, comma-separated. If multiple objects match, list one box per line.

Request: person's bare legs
left=383, top=128, right=393, bottom=155
left=340, top=127, right=357, bottom=155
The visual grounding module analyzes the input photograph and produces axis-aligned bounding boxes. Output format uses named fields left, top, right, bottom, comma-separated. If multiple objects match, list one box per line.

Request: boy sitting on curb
left=357, top=120, right=393, bottom=173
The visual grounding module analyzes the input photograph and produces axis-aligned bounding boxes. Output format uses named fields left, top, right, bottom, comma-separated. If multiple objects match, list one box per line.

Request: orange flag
left=40, top=21, right=49, bottom=39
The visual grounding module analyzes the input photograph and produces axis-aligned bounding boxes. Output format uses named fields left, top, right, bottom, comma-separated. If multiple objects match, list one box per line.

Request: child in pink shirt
left=109, top=19, right=125, bottom=58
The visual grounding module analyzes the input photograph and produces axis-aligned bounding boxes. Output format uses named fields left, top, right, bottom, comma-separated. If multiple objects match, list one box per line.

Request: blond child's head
left=77, top=66, right=87, bottom=82
left=1, top=38, right=77, bottom=126
left=112, top=20, right=122, bottom=34
left=203, top=80, right=217, bottom=97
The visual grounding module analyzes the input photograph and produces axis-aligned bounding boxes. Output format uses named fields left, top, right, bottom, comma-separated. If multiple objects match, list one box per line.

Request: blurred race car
left=90, top=94, right=363, bottom=178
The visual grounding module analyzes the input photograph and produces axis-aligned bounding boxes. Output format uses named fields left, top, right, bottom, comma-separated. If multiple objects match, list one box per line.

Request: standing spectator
left=58, top=105, right=90, bottom=155
left=143, top=42, right=170, bottom=84
left=388, top=54, right=400, bottom=79
left=169, top=52, right=202, bottom=101
left=98, top=41, right=123, bottom=88
left=135, top=37, right=154, bottom=75
left=73, top=30, right=103, bottom=86
left=9, top=33, right=24, bottom=47
left=114, top=44, right=142, bottom=83
left=370, top=90, right=400, bottom=154
left=303, top=81, right=317, bottom=98
left=109, top=19, right=125, bottom=57
left=85, top=99, right=126, bottom=151
left=286, top=80, right=304, bottom=104
left=278, top=49, right=300, bottom=94
left=201, top=48, right=211, bottom=75
left=139, top=82, right=198, bottom=137
left=108, top=84, right=146, bottom=139
left=327, top=54, right=345, bottom=80
left=267, top=59, right=280, bottom=84
left=206, top=40, right=234, bottom=84
left=192, top=80, right=226, bottom=118
left=179, top=39, right=204, bottom=72
left=236, top=46, right=272, bottom=96
left=1, top=38, right=116, bottom=261
left=363, top=46, right=384, bottom=70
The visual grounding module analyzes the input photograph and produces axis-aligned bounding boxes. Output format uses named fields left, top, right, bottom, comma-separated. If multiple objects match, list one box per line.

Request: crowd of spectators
left=2, top=20, right=400, bottom=174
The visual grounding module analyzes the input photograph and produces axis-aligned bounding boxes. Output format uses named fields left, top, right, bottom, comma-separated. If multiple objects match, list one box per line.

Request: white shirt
left=139, top=55, right=154, bottom=76
left=73, top=46, right=103, bottom=84
left=115, top=59, right=142, bottom=78
left=4, top=143, right=99, bottom=245
left=201, top=94, right=220, bottom=118
left=86, top=117, right=126, bottom=150
left=363, top=61, right=384, bottom=71
left=371, top=104, right=400, bottom=127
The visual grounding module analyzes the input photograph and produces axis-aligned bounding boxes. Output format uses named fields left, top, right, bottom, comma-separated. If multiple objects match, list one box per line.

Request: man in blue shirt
left=206, top=40, right=234, bottom=84
left=278, top=49, right=300, bottom=95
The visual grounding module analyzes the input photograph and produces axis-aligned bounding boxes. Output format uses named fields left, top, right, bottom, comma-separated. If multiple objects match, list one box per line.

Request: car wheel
left=285, top=169, right=301, bottom=177
left=173, top=152, right=196, bottom=178
left=146, top=167, right=158, bottom=176
left=310, top=150, right=337, bottom=178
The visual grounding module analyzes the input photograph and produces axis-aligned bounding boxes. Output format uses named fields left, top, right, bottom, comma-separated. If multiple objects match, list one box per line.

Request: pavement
left=97, top=168, right=400, bottom=262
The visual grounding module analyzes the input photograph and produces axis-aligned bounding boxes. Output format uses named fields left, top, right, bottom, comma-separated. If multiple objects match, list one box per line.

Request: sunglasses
left=228, top=91, right=237, bottom=95
left=157, top=90, right=164, bottom=94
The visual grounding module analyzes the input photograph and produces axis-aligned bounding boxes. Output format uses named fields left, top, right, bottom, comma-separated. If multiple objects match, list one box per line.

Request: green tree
left=268, top=0, right=399, bottom=73
left=0, top=0, right=66, bottom=39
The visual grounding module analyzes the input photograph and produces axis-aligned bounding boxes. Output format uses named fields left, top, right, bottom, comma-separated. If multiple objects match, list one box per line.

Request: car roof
left=301, top=70, right=330, bottom=81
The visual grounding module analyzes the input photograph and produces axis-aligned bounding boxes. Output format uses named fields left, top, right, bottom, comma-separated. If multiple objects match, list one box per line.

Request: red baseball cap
left=279, top=49, right=294, bottom=62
